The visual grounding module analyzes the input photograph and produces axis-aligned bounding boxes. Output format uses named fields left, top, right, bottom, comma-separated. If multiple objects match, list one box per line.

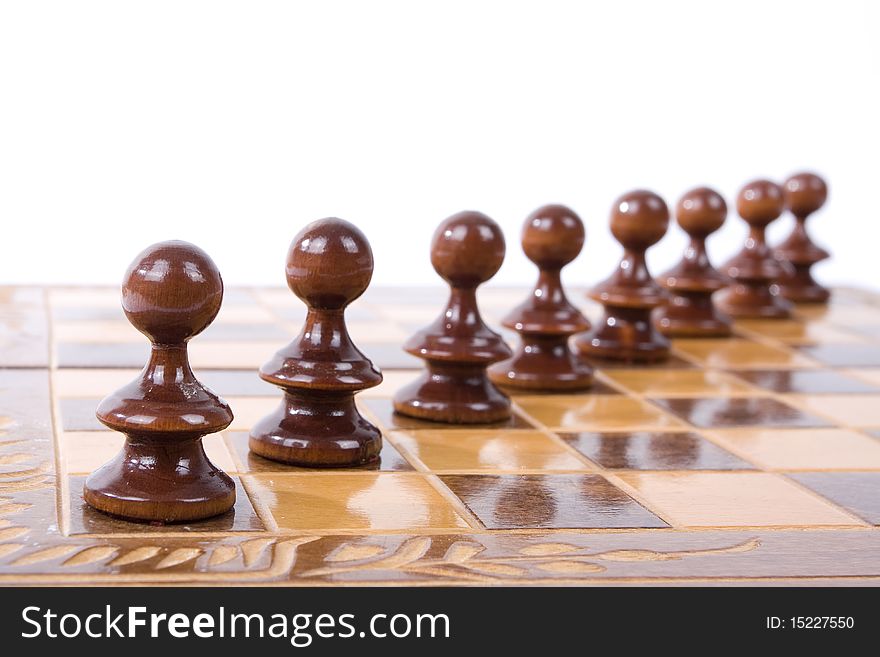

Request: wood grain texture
left=2, top=284, right=880, bottom=586
left=655, top=187, right=732, bottom=337
left=574, top=190, right=671, bottom=362
left=716, top=179, right=793, bottom=318
left=488, top=205, right=593, bottom=390
left=774, top=172, right=831, bottom=303
left=250, top=218, right=383, bottom=467
left=83, top=242, right=235, bottom=523
left=394, top=212, right=512, bottom=423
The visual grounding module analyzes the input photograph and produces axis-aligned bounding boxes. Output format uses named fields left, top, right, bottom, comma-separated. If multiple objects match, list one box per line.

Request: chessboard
left=2, top=283, right=880, bottom=586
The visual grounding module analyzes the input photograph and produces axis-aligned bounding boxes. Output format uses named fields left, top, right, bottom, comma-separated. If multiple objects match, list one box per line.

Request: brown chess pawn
left=654, top=187, right=732, bottom=337
left=249, top=218, right=382, bottom=467
left=573, top=190, right=671, bottom=362
left=488, top=204, right=593, bottom=390
left=773, top=172, right=831, bottom=303
left=83, top=241, right=235, bottom=523
left=716, top=179, right=793, bottom=318
left=394, top=211, right=512, bottom=423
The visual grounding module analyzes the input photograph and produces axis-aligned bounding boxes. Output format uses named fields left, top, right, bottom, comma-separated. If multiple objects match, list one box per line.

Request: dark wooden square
left=649, top=397, right=832, bottom=429
left=730, top=370, right=880, bottom=394
left=439, top=474, right=667, bottom=529
left=57, top=343, right=149, bottom=369
left=199, top=370, right=276, bottom=397
left=59, top=398, right=104, bottom=431
left=586, top=355, right=697, bottom=371
left=788, top=472, right=880, bottom=525
left=797, top=344, right=880, bottom=368
left=846, top=325, right=880, bottom=340
left=69, top=475, right=265, bottom=534
left=200, top=323, right=290, bottom=341
left=361, top=398, right=535, bottom=431
left=505, top=377, right=620, bottom=398
left=559, top=431, right=753, bottom=470
left=355, top=344, right=423, bottom=369
left=225, top=431, right=415, bottom=473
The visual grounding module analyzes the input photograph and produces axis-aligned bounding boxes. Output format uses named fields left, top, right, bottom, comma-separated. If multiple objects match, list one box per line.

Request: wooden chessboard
left=2, top=284, right=880, bottom=586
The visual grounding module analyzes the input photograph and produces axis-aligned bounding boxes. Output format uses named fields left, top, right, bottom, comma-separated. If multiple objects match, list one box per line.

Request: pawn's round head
left=522, top=204, right=585, bottom=269
left=784, top=172, right=827, bottom=218
left=736, top=179, right=785, bottom=226
left=286, top=218, right=373, bottom=310
left=431, top=211, right=506, bottom=287
left=676, top=187, right=727, bottom=237
left=122, top=240, right=223, bottom=343
left=610, top=190, right=669, bottom=250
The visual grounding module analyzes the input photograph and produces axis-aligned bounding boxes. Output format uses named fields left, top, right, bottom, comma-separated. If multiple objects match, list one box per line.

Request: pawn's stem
left=445, top=287, right=482, bottom=327
left=745, top=226, right=765, bottom=250
left=300, top=309, right=346, bottom=347
left=142, top=344, right=194, bottom=386
left=683, top=238, right=710, bottom=268
left=533, top=269, right=566, bottom=306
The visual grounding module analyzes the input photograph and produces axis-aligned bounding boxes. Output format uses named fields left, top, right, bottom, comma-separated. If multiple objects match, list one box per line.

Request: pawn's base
left=774, top=265, right=830, bottom=304
left=716, top=283, right=792, bottom=319
left=394, top=361, right=511, bottom=424
left=654, top=292, right=732, bottom=338
left=249, top=390, right=381, bottom=467
left=574, top=306, right=670, bottom=363
left=83, top=436, right=235, bottom=523
left=488, top=334, right=593, bottom=391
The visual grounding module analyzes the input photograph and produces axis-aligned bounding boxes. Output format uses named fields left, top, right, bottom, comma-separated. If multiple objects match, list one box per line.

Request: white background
left=1, top=1, right=877, bottom=291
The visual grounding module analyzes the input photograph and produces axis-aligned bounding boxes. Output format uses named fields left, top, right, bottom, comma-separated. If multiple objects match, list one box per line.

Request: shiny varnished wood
left=730, top=369, right=880, bottom=394
left=560, top=431, right=752, bottom=470
left=655, top=187, right=732, bottom=337
left=439, top=474, right=667, bottom=529
left=574, top=190, right=671, bottom=361
left=363, top=398, right=534, bottom=431
left=249, top=218, right=383, bottom=466
left=650, top=397, right=831, bottom=428
left=618, top=472, right=859, bottom=527
left=5, top=284, right=880, bottom=586
left=789, top=473, right=880, bottom=524
left=83, top=241, right=236, bottom=523
left=393, top=211, right=512, bottom=423
left=716, top=179, right=793, bottom=318
left=488, top=204, right=593, bottom=390
left=774, top=172, right=831, bottom=303
left=798, top=343, right=880, bottom=367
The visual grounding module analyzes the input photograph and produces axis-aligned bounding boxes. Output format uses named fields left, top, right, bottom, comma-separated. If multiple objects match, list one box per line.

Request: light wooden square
left=616, top=472, right=865, bottom=527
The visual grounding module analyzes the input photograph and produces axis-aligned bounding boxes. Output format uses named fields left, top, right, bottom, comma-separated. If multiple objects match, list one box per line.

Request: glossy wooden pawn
left=654, top=187, right=732, bottom=337
left=773, top=172, right=831, bottom=303
left=84, top=241, right=235, bottom=523
left=249, top=219, right=382, bottom=466
left=488, top=204, right=593, bottom=390
left=716, top=179, right=793, bottom=318
left=573, top=190, right=671, bottom=362
left=394, top=211, right=512, bottom=423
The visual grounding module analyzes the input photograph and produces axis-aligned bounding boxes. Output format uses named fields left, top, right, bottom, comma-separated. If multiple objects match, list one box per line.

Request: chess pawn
left=394, top=211, right=512, bottom=423
left=573, top=190, right=671, bottom=362
left=716, top=179, right=793, bottom=318
left=249, top=219, right=382, bottom=467
left=654, top=187, right=732, bottom=337
left=488, top=204, right=593, bottom=390
left=773, top=172, right=831, bottom=303
left=84, top=241, right=235, bottom=523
